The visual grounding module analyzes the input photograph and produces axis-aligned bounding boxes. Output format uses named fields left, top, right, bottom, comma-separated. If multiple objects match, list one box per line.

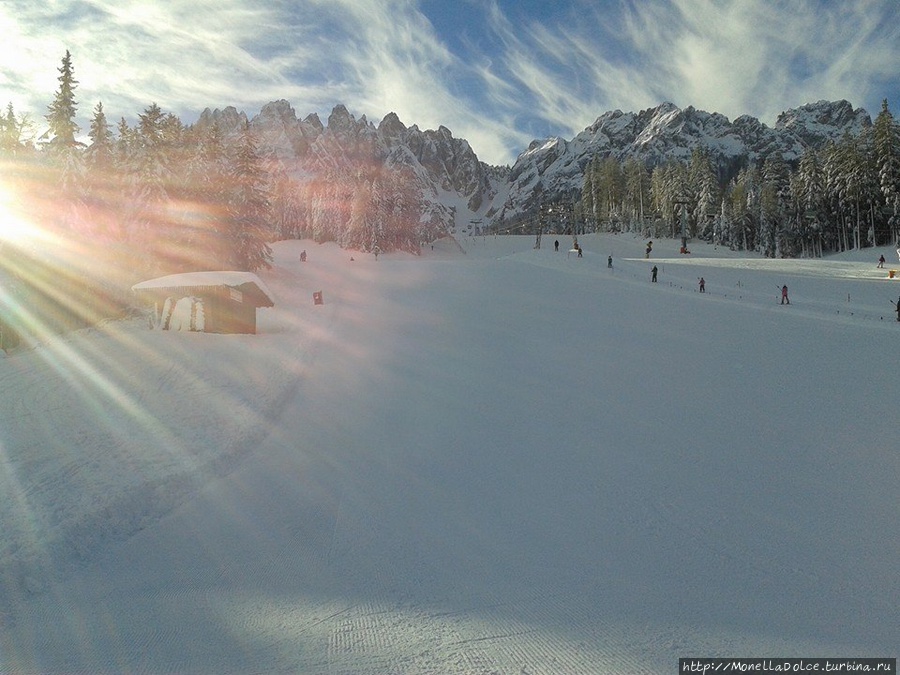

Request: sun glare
left=0, top=183, right=39, bottom=248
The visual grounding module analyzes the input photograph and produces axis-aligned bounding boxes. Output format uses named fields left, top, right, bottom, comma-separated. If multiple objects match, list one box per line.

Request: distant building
left=132, top=271, right=274, bottom=334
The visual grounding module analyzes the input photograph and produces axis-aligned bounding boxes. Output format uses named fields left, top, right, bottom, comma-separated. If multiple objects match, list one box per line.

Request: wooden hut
left=132, top=271, right=274, bottom=334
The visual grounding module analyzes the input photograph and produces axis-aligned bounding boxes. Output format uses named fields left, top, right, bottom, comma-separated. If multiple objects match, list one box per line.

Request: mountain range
left=198, top=99, right=873, bottom=236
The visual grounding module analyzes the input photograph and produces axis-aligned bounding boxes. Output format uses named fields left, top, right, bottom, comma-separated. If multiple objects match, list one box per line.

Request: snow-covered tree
left=623, top=157, right=650, bottom=229
left=790, top=148, right=825, bottom=257
left=40, top=51, right=86, bottom=230
left=873, top=99, right=900, bottom=245
left=44, top=50, right=80, bottom=152
left=688, top=148, right=719, bottom=240
left=597, top=156, right=625, bottom=228
left=759, top=152, right=789, bottom=256
left=729, top=167, right=760, bottom=252
left=0, top=103, right=33, bottom=157
left=85, top=102, right=114, bottom=172
left=130, top=103, right=175, bottom=242
left=650, top=162, right=688, bottom=238
left=269, top=169, right=303, bottom=240
left=224, top=122, right=272, bottom=271
left=832, top=130, right=879, bottom=250
left=581, top=166, right=596, bottom=230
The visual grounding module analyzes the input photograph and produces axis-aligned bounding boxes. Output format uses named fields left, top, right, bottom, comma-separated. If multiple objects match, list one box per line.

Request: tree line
left=3, top=52, right=273, bottom=281
left=579, top=102, right=900, bottom=257
left=2, top=52, right=442, bottom=281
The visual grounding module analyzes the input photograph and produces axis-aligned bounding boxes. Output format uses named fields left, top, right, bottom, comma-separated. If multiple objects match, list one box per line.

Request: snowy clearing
left=1, top=234, right=898, bottom=673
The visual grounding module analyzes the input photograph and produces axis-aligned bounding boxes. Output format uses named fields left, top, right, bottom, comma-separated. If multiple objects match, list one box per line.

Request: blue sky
left=1, top=0, right=899, bottom=165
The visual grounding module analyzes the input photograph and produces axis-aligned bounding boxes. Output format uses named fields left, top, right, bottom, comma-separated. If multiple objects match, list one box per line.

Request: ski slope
left=1, top=234, right=898, bottom=673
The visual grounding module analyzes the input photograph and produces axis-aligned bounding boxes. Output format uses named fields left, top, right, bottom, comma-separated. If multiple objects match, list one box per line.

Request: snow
left=132, top=270, right=275, bottom=305
left=1, top=235, right=898, bottom=673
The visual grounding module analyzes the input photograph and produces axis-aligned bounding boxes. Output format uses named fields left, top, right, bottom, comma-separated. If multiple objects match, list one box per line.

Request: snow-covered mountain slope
left=494, top=100, right=872, bottom=222
left=198, top=100, right=500, bottom=235
left=197, top=99, right=871, bottom=236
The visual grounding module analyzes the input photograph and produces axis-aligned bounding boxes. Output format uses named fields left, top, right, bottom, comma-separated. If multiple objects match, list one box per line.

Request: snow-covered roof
left=132, top=271, right=274, bottom=307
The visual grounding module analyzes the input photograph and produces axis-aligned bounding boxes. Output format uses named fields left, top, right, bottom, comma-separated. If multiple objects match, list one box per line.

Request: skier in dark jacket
left=651, top=266, right=658, bottom=282
left=894, top=296, right=900, bottom=322
left=781, top=285, right=790, bottom=304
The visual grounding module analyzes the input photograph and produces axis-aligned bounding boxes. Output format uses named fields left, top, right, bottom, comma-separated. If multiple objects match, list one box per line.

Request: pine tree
left=792, top=148, right=825, bottom=257
left=176, top=122, right=229, bottom=267
left=270, top=169, right=302, bottom=240
left=85, top=102, right=114, bottom=172
left=44, top=50, right=81, bottom=152
left=599, top=157, right=624, bottom=228
left=225, top=122, right=272, bottom=271
left=347, top=172, right=373, bottom=250
left=855, top=126, right=880, bottom=248
left=623, top=158, right=650, bottom=229
left=133, top=103, right=173, bottom=236
left=833, top=130, right=879, bottom=250
left=40, top=51, right=86, bottom=230
left=76, top=102, right=118, bottom=239
left=581, top=167, right=595, bottom=231
left=760, top=152, right=788, bottom=256
left=688, top=148, right=718, bottom=240
left=873, top=99, right=900, bottom=245
left=0, top=103, right=32, bottom=157
left=653, top=162, right=688, bottom=238
left=821, top=140, right=849, bottom=252
left=731, top=167, right=760, bottom=252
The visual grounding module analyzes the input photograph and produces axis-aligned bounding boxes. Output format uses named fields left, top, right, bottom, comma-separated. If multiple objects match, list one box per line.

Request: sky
left=1, top=0, right=899, bottom=165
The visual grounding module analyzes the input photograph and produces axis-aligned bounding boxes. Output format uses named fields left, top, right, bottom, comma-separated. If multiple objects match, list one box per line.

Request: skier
left=699, top=277, right=705, bottom=293
left=645, top=241, right=653, bottom=258
left=651, top=265, right=658, bottom=283
left=607, top=255, right=613, bottom=268
left=555, top=240, right=559, bottom=252
left=894, top=296, right=900, bottom=322
left=781, top=285, right=790, bottom=305
left=576, top=243, right=583, bottom=258
left=877, top=254, right=885, bottom=268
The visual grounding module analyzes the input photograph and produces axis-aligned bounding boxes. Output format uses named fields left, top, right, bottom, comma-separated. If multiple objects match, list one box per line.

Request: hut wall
left=203, top=288, right=257, bottom=334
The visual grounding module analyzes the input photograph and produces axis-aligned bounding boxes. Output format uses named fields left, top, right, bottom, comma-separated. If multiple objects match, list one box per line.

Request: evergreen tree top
left=45, top=50, right=80, bottom=149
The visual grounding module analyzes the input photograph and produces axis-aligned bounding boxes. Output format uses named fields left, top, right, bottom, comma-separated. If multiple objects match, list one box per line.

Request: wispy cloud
left=0, top=0, right=898, bottom=165
left=472, top=0, right=900, bottom=142
left=1, top=0, right=310, bottom=124
left=291, top=0, right=528, bottom=164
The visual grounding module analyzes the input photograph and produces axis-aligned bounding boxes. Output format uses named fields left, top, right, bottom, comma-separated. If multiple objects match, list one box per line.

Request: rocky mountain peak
left=378, top=112, right=408, bottom=140
left=494, top=100, right=874, bottom=223
left=239, top=97, right=874, bottom=237
left=258, top=99, right=298, bottom=124
left=327, top=104, right=355, bottom=132
left=774, top=99, right=871, bottom=148
left=196, top=106, right=248, bottom=133
left=302, top=113, right=324, bottom=134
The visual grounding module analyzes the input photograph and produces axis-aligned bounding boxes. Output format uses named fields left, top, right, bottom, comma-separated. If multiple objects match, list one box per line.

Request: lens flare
left=0, top=183, right=41, bottom=249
